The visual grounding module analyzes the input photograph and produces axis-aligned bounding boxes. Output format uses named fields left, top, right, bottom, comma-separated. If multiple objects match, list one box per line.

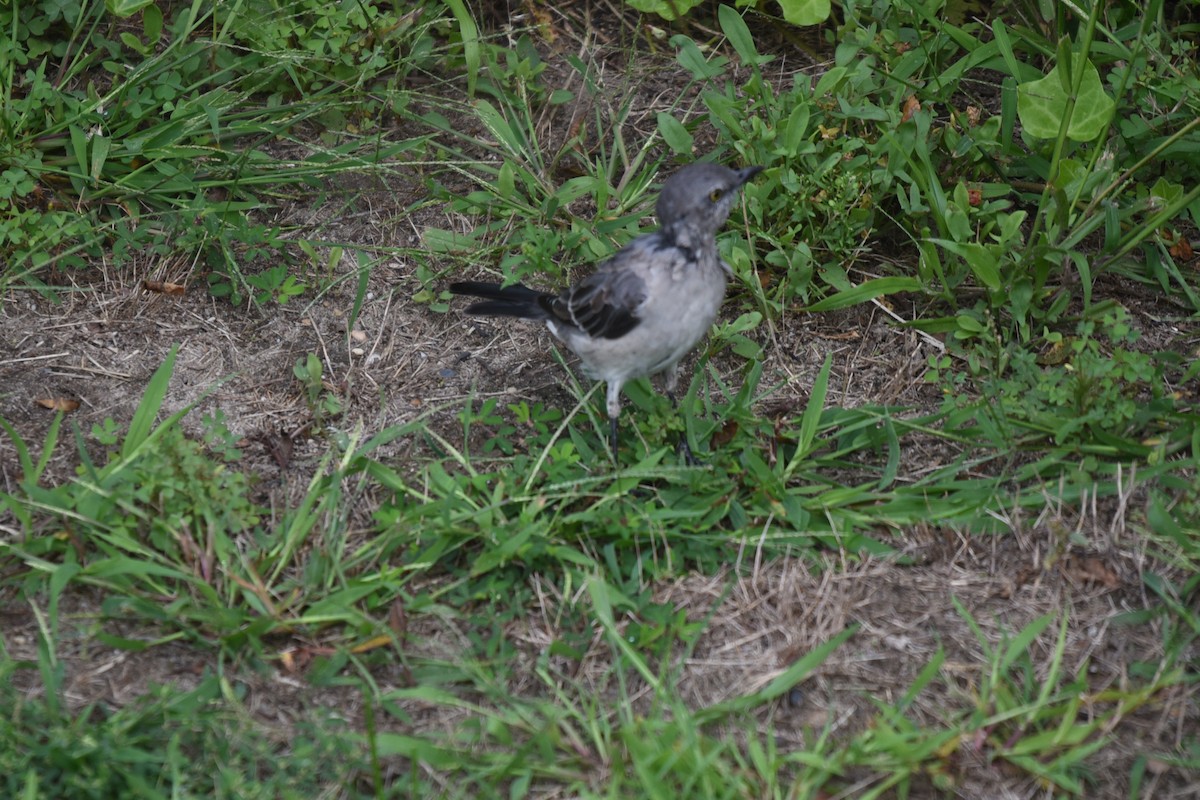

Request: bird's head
left=656, top=163, right=763, bottom=250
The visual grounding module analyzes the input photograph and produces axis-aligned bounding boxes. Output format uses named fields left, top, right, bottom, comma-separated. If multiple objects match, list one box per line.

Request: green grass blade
left=442, top=0, right=479, bottom=97
left=804, top=277, right=923, bottom=312
left=121, top=345, right=178, bottom=460
left=784, top=352, right=831, bottom=478
left=697, top=625, right=856, bottom=722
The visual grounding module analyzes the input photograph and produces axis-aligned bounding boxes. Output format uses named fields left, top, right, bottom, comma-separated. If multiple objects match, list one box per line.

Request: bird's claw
left=676, top=435, right=702, bottom=466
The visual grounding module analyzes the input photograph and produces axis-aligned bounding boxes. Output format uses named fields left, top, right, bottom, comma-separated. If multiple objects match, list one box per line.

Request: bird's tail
left=450, top=281, right=552, bottom=320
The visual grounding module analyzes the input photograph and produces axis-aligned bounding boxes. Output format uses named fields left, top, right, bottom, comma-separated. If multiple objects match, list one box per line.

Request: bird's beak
left=736, top=166, right=764, bottom=186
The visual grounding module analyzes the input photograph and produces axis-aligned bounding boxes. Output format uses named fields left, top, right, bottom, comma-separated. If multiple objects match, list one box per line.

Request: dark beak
left=736, top=165, right=764, bottom=186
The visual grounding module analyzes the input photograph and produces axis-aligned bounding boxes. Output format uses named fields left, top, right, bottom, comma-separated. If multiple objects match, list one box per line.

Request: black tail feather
left=450, top=281, right=552, bottom=320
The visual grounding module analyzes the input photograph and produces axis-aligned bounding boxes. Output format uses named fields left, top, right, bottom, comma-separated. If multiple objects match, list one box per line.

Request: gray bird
left=451, top=162, right=762, bottom=461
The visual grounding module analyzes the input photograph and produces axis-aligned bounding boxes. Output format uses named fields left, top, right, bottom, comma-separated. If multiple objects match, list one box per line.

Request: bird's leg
left=665, top=366, right=700, bottom=466
left=606, top=381, right=623, bottom=462
left=668, top=394, right=700, bottom=466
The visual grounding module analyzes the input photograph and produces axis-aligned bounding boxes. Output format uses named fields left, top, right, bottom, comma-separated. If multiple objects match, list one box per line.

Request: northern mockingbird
left=451, top=162, right=762, bottom=460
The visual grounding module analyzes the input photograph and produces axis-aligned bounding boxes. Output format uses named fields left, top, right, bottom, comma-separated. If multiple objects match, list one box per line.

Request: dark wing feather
left=547, top=264, right=646, bottom=340
left=450, top=281, right=552, bottom=320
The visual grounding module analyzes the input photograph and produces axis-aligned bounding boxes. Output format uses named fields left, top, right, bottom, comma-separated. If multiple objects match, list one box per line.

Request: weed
left=294, top=353, right=344, bottom=425
left=0, top=636, right=364, bottom=798
left=0, top=0, right=443, bottom=301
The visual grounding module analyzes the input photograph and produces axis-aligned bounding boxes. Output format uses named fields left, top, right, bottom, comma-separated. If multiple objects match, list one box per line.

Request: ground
left=1, top=5, right=1198, bottom=798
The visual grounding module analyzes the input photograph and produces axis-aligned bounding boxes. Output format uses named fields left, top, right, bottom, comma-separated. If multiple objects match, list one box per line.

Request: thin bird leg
left=668, top=395, right=700, bottom=465
left=665, top=367, right=700, bottom=466
left=605, top=381, right=623, bottom=461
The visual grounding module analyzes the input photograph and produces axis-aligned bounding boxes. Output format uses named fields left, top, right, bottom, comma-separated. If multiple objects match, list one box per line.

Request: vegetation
left=1, top=0, right=1197, bottom=797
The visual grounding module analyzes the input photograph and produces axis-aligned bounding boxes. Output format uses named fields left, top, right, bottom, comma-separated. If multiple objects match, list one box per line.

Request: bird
left=451, top=162, right=762, bottom=461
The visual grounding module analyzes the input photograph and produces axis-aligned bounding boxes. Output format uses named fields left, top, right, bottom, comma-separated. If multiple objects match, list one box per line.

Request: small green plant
left=294, top=353, right=344, bottom=424
left=459, top=397, right=564, bottom=457
left=625, top=0, right=832, bottom=26
left=941, top=304, right=1186, bottom=458
left=661, top=7, right=929, bottom=311
left=0, top=640, right=364, bottom=798
left=241, top=263, right=308, bottom=305
left=0, top=0, right=446, bottom=299
left=1, top=350, right=444, bottom=646
left=949, top=601, right=1178, bottom=796
left=0, top=349, right=276, bottom=642
left=417, top=35, right=672, bottom=294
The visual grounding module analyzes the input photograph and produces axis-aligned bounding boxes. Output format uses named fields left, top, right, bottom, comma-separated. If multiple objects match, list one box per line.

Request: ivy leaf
left=656, top=113, right=693, bottom=155
left=775, top=0, right=831, bottom=26
left=627, top=0, right=704, bottom=21
left=1017, top=54, right=1115, bottom=141
left=105, top=0, right=155, bottom=18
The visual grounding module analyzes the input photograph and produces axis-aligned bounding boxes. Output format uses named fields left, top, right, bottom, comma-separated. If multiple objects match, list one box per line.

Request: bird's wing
left=546, top=251, right=648, bottom=340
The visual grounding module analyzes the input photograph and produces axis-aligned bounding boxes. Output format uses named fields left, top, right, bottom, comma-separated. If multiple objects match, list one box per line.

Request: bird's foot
left=609, top=416, right=620, bottom=463
left=676, top=435, right=702, bottom=466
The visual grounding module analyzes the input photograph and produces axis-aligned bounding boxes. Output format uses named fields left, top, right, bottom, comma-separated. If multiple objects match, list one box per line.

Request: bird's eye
left=708, top=188, right=724, bottom=202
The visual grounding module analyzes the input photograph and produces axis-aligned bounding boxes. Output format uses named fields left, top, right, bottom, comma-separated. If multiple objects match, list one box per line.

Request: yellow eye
left=708, top=188, right=724, bottom=202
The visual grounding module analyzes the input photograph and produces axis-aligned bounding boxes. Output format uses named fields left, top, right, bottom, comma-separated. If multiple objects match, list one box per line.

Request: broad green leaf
left=929, top=239, right=1001, bottom=290
left=105, top=0, right=154, bottom=17
left=142, top=3, right=162, bottom=39
left=656, top=112, right=693, bottom=155
left=89, top=134, right=110, bottom=182
left=119, top=32, right=147, bottom=54
left=627, top=0, right=704, bottom=20
left=424, top=228, right=477, bottom=254
left=372, top=734, right=461, bottom=766
left=955, top=314, right=985, bottom=333
left=794, top=353, right=830, bottom=460
left=497, top=160, right=515, bottom=200
left=672, top=34, right=727, bottom=80
left=1150, top=177, right=1184, bottom=206
left=718, top=5, right=766, bottom=66
left=84, top=557, right=192, bottom=581
left=777, top=0, right=831, bottom=26
left=782, top=103, right=811, bottom=156
left=472, top=100, right=523, bottom=157
left=722, top=310, right=761, bottom=335
left=442, top=0, right=479, bottom=96
left=1016, top=54, right=1114, bottom=141
left=121, top=345, right=177, bottom=459
left=812, top=65, right=848, bottom=98
left=69, top=125, right=88, bottom=180
left=804, top=276, right=922, bottom=312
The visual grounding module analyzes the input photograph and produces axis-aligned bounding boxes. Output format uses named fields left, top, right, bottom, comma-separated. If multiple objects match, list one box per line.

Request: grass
left=0, top=661, right=366, bottom=799
left=2, top=0, right=1200, bottom=797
